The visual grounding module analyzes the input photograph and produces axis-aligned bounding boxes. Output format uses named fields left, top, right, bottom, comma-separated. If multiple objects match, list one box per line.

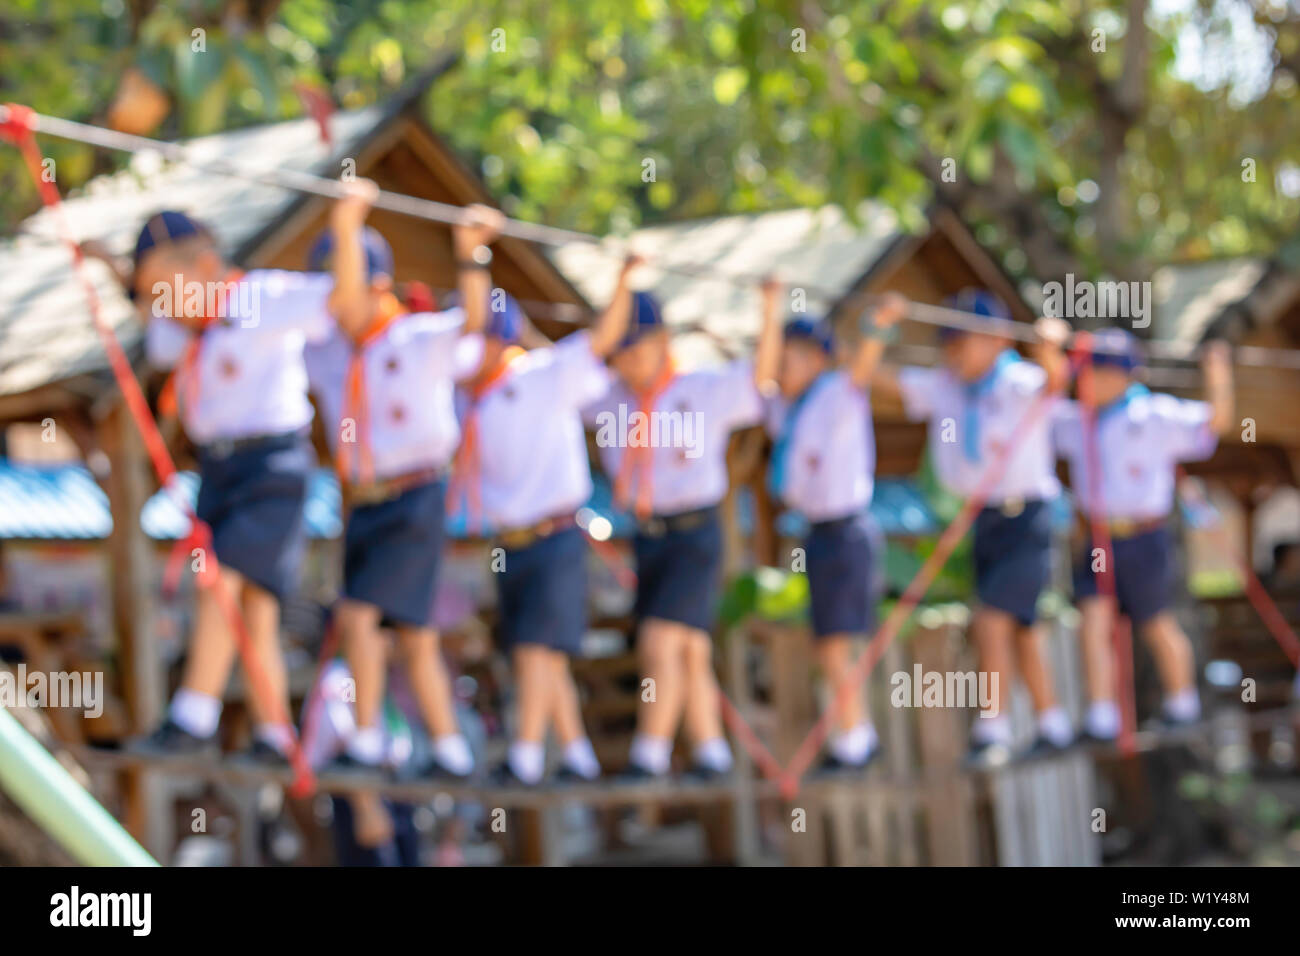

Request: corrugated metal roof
left=0, top=106, right=388, bottom=398
left=549, top=204, right=902, bottom=369
left=1151, top=257, right=1267, bottom=343
left=0, top=461, right=342, bottom=541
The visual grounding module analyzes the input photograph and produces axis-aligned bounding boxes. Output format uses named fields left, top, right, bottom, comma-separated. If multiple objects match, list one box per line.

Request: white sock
left=629, top=734, right=672, bottom=775
left=693, top=738, right=734, bottom=773
left=169, top=689, right=221, bottom=738
left=1037, top=706, right=1074, bottom=746
left=1085, top=700, right=1121, bottom=740
left=345, top=726, right=386, bottom=765
left=829, top=723, right=878, bottom=764
left=971, top=713, right=1013, bottom=745
left=254, top=723, right=293, bottom=755
left=433, top=734, right=474, bottom=775
left=562, top=737, right=601, bottom=780
left=508, top=740, right=546, bottom=784
left=1164, top=688, right=1201, bottom=723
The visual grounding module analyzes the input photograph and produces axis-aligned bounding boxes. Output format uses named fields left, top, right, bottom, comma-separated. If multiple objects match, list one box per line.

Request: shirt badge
left=390, top=404, right=407, bottom=424
left=385, top=356, right=400, bottom=374
left=218, top=356, right=239, bottom=380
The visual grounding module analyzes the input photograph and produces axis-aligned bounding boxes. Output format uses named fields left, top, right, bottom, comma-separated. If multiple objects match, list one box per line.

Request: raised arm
left=325, top=179, right=380, bottom=338
left=1031, top=315, right=1072, bottom=394
left=1201, top=339, right=1234, bottom=434
left=452, top=204, right=506, bottom=336
left=587, top=254, right=644, bottom=358
left=848, top=292, right=907, bottom=391
left=754, top=276, right=783, bottom=392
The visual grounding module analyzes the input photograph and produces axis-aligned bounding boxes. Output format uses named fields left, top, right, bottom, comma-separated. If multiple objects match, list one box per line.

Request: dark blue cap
left=307, top=227, right=394, bottom=281
left=133, top=210, right=210, bottom=271
left=939, top=288, right=1012, bottom=342
left=446, top=287, right=524, bottom=343
left=783, top=316, right=834, bottom=354
left=1087, top=327, right=1142, bottom=371
left=616, top=291, right=665, bottom=352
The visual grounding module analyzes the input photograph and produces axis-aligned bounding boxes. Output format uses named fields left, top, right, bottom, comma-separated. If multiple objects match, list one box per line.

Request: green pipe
left=0, top=708, right=157, bottom=866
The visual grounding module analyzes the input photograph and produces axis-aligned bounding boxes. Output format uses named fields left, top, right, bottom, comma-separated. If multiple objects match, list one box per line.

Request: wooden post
left=99, top=400, right=167, bottom=856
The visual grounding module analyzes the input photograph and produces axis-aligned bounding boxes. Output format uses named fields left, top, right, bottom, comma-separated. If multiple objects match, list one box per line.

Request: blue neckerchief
left=961, top=350, right=1020, bottom=463
left=768, top=371, right=835, bottom=497
left=1096, top=382, right=1149, bottom=420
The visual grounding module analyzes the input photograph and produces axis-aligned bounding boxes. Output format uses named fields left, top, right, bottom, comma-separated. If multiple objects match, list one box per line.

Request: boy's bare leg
left=506, top=644, right=554, bottom=783
left=970, top=607, right=1017, bottom=750
left=179, top=566, right=246, bottom=701
left=241, top=580, right=291, bottom=726
left=1078, top=596, right=1122, bottom=740
left=818, top=634, right=877, bottom=766
left=166, top=566, right=246, bottom=740
left=627, top=618, right=686, bottom=774
left=337, top=598, right=385, bottom=763
left=549, top=650, right=601, bottom=780
left=397, top=625, right=474, bottom=776
left=681, top=631, right=734, bottom=773
left=1016, top=622, right=1073, bottom=747
left=1139, top=611, right=1200, bottom=723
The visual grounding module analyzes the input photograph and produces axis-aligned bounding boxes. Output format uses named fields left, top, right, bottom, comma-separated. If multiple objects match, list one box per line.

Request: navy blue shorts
left=633, top=508, right=724, bottom=633
left=497, top=525, right=588, bottom=656
left=805, top=512, right=882, bottom=639
left=1073, top=524, right=1173, bottom=627
left=973, top=499, right=1052, bottom=627
left=195, top=431, right=312, bottom=601
left=343, top=478, right=446, bottom=628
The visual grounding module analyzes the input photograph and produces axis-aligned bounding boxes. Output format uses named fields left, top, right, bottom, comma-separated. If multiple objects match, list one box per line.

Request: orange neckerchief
left=613, top=358, right=677, bottom=521
left=447, top=345, right=527, bottom=532
left=158, top=270, right=245, bottom=422
left=336, top=292, right=409, bottom=486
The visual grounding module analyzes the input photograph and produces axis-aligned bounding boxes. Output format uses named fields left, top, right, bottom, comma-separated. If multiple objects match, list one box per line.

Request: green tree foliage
left=1, top=0, right=1297, bottom=284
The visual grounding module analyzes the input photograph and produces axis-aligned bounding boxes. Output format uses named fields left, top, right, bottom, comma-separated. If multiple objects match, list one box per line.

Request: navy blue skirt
left=497, top=525, right=588, bottom=655
left=972, top=499, right=1052, bottom=626
left=805, top=512, right=882, bottom=639
left=343, top=478, right=447, bottom=628
left=633, top=508, right=724, bottom=633
left=195, top=431, right=312, bottom=601
left=1073, top=524, right=1173, bottom=626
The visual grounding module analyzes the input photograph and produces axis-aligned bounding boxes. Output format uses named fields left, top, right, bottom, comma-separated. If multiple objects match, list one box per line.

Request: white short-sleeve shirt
left=145, top=269, right=334, bottom=444
left=306, top=307, right=485, bottom=481
left=763, top=370, right=875, bottom=522
left=459, top=331, right=611, bottom=529
left=1053, top=389, right=1216, bottom=519
left=897, top=356, right=1061, bottom=504
left=584, top=359, right=763, bottom=515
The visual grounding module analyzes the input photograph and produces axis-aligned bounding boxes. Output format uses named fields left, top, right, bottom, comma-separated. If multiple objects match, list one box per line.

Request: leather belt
left=346, top=467, right=445, bottom=508
left=985, top=496, right=1032, bottom=519
left=199, top=429, right=305, bottom=460
left=637, top=506, right=716, bottom=538
left=1092, top=515, right=1165, bottom=540
left=496, top=513, right=577, bottom=551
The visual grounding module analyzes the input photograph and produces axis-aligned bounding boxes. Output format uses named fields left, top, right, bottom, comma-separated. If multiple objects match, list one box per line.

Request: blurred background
left=1, top=1, right=1299, bottom=867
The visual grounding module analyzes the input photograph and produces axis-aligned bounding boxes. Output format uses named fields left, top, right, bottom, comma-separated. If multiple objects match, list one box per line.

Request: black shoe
left=320, top=752, right=388, bottom=778
left=614, top=762, right=666, bottom=785
left=129, top=719, right=219, bottom=759
left=816, top=747, right=880, bottom=776
left=554, top=763, right=601, bottom=785
left=407, top=756, right=473, bottom=784
left=487, top=761, right=542, bottom=788
left=964, top=738, right=1014, bottom=771
left=1020, top=734, right=1075, bottom=762
left=239, top=739, right=291, bottom=768
left=682, top=762, right=733, bottom=784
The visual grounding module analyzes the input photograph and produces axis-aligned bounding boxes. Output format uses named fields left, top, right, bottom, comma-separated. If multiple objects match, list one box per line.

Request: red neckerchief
left=158, top=270, right=244, bottom=422
left=336, top=292, right=408, bottom=486
left=446, top=345, right=527, bottom=532
left=613, top=358, right=677, bottom=520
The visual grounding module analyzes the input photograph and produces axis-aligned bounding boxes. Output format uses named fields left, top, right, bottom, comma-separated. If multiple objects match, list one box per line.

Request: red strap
left=613, top=359, right=676, bottom=521
left=446, top=346, right=526, bottom=533
left=336, top=292, right=407, bottom=486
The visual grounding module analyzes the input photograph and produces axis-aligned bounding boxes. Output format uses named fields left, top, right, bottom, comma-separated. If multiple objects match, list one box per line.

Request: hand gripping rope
left=0, top=104, right=319, bottom=797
